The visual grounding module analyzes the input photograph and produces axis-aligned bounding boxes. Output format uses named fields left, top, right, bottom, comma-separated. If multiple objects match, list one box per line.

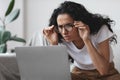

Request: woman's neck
left=72, top=38, right=84, bottom=49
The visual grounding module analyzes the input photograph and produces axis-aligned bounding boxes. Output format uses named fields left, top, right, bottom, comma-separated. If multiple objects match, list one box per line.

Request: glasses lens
left=64, top=23, right=74, bottom=31
left=58, top=23, right=74, bottom=32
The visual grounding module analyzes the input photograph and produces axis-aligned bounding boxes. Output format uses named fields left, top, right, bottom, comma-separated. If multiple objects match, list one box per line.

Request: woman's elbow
left=100, top=70, right=109, bottom=75
left=99, top=67, right=109, bottom=75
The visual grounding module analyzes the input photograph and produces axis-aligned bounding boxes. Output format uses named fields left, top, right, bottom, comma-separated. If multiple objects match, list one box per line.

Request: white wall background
left=24, top=0, right=120, bottom=40
left=0, top=0, right=120, bottom=72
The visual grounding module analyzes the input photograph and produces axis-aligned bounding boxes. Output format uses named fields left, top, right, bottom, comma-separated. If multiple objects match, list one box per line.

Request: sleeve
left=26, top=31, right=49, bottom=46
left=95, top=25, right=114, bottom=43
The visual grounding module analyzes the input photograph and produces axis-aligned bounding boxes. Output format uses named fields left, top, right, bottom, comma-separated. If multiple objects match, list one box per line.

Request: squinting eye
left=58, top=25, right=62, bottom=29
left=65, top=25, right=70, bottom=28
left=65, top=24, right=74, bottom=28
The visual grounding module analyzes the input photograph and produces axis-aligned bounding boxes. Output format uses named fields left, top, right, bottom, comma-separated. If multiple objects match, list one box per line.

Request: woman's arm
left=84, top=38, right=110, bottom=75
left=74, top=21, right=111, bottom=75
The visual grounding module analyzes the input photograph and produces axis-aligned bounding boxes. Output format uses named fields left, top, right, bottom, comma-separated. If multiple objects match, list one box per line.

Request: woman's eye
left=59, top=26, right=63, bottom=29
left=66, top=24, right=73, bottom=27
left=58, top=25, right=62, bottom=28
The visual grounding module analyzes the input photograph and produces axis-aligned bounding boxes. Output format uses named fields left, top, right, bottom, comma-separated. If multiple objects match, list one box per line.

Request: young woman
left=42, top=1, right=120, bottom=80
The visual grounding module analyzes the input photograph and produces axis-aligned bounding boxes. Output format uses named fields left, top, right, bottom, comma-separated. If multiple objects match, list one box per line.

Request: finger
left=74, top=21, right=85, bottom=26
left=74, top=24, right=87, bottom=28
left=43, top=28, right=49, bottom=36
left=50, top=25, right=59, bottom=33
left=74, top=20, right=88, bottom=28
left=77, top=26, right=86, bottom=30
left=75, top=24, right=86, bottom=28
left=43, top=28, right=52, bottom=36
left=51, top=25, right=56, bottom=32
left=77, top=25, right=90, bottom=33
left=48, top=25, right=56, bottom=33
left=48, top=25, right=54, bottom=30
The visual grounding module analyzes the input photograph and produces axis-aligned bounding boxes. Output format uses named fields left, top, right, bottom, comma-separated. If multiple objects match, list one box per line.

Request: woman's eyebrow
left=58, top=23, right=73, bottom=26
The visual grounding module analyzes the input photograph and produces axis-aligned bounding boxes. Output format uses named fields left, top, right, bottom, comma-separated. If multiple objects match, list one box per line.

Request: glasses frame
left=55, top=23, right=74, bottom=33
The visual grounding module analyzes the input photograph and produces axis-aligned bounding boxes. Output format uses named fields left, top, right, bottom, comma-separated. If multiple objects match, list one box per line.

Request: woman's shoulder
left=91, top=25, right=114, bottom=43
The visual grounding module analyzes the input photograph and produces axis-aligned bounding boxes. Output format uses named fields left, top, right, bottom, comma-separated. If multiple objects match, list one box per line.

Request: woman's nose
left=61, top=27, right=68, bottom=34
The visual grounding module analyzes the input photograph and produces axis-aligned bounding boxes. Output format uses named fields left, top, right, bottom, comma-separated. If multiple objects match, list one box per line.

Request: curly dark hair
left=49, top=1, right=117, bottom=43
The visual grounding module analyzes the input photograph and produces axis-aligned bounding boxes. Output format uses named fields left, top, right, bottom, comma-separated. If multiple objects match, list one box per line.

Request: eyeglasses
left=56, top=23, right=74, bottom=33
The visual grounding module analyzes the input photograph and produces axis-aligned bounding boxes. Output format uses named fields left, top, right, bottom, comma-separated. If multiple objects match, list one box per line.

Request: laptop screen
left=15, top=45, right=71, bottom=80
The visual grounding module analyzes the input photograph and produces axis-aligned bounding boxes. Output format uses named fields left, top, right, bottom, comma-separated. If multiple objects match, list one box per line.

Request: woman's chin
left=64, top=39, right=72, bottom=42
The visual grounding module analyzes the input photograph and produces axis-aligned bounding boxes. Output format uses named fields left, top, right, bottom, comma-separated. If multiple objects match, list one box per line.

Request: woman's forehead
left=57, top=14, right=74, bottom=25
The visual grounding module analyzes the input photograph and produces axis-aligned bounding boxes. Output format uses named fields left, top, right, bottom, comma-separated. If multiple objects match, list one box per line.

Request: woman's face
left=57, top=13, right=80, bottom=42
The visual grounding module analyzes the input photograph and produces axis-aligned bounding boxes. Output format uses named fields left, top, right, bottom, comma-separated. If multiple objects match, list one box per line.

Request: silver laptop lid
left=15, top=45, right=71, bottom=80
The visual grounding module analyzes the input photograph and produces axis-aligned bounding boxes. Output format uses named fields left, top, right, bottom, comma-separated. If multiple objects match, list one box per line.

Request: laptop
left=15, top=45, right=71, bottom=80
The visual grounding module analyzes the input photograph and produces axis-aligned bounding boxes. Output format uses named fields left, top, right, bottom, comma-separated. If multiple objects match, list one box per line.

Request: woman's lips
left=63, top=36, right=70, bottom=40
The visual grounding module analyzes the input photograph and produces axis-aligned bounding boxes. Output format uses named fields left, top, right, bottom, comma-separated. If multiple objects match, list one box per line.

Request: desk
left=0, top=53, right=20, bottom=80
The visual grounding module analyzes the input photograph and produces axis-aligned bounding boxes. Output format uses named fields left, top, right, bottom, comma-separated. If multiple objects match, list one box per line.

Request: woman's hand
left=74, top=21, right=90, bottom=42
left=43, top=25, right=58, bottom=45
